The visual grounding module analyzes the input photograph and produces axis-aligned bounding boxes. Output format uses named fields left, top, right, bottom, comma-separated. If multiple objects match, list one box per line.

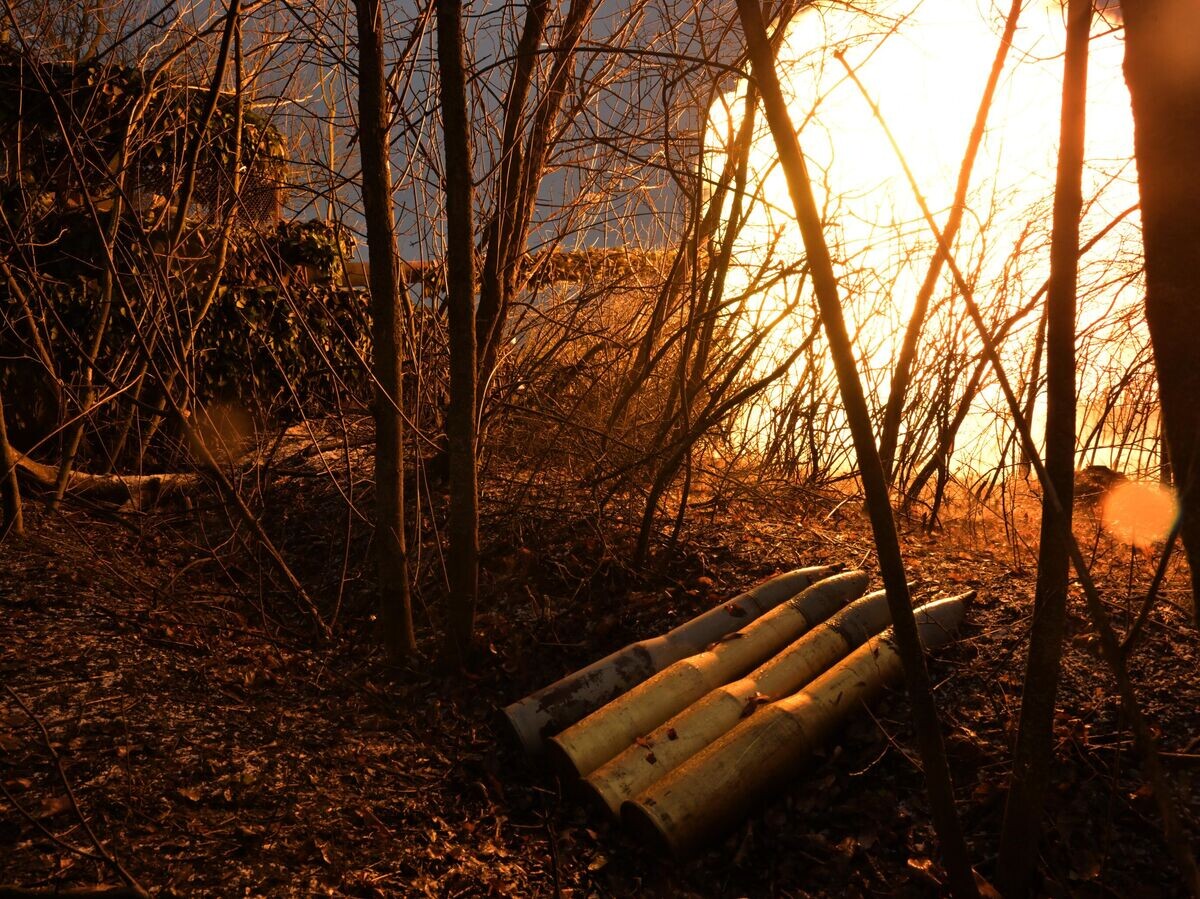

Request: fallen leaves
left=2, top=479, right=1197, bottom=898
left=37, top=794, right=71, bottom=819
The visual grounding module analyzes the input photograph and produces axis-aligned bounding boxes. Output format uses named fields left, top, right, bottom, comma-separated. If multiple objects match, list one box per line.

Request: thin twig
left=3, top=687, right=149, bottom=898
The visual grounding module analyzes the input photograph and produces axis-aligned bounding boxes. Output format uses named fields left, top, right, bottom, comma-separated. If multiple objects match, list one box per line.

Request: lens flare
left=1099, top=480, right=1178, bottom=547
left=191, top=400, right=253, bottom=463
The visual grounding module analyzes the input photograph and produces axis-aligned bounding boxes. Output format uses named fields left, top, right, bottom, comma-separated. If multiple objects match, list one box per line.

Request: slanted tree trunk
left=475, top=0, right=551, bottom=393
left=475, top=0, right=592, bottom=404
left=355, top=0, right=417, bottom=659
left=0, top=388, right=23, bottom=539
left=878, top=0, right=1021, bottom=482
left=734, top=2, right=977, bottom=895
left=997, top=0, right=1089, bottom=893
left=1123, top=0, right=1200, bottom=626
left=434, top=0, right=479, bottom=666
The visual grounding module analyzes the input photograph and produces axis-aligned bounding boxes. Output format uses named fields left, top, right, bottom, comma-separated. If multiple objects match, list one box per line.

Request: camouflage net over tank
left=0, top=45, right=286, bottom=223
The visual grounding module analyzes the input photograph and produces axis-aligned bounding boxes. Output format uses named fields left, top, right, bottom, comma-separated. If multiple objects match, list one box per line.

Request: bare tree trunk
left=734, top=3, right=977, bottom=896
left=435, top=0, right=479, bottom=666
left=901, top=199, right=1136, bottom=508
left=475, top=0, right=592, bottom=400
left=0, top=387, right=23, bottom=539
left=475, top=0, right=550, bottom=389
left=355, top=0, right=417, bottom=659
left=50, top=98, right=145, bottom=509
left=877, top=0, right=1021, bottom=481
left=1159, top=422, right=1173, bottom=485
left=165, top=0, right=241, bottom=249
left=842, top=5, right=1197, bottom=884
left=133, top=20, right=247, bottom=460
left=996, top=0, right=1089, bottom=893
left=1123, top=0, right=1200, bottom=627
left=1017, top=304, right=1049, bottom=476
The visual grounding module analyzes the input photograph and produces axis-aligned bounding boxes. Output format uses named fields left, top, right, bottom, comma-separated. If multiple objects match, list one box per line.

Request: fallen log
left=14, top=450, right=203, bottom=508
left=586, top=586, right=895, bottom=815
left=0, top=888, right=148, bottom=899
left=621, top=593, right=971, bottom=856
left=502, top=564, right=841, bottom=754
left=546, top=570, right=869, bottom=778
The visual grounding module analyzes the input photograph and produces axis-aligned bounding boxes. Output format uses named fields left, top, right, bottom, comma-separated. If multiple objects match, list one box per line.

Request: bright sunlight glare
left=1100, top=480, right=1179, bottom=547
left=711, top=0, right=1147, bottom=477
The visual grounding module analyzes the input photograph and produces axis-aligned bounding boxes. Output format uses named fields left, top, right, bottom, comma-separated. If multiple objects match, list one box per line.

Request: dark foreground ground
left=1, top=461, right=1197, bottom=897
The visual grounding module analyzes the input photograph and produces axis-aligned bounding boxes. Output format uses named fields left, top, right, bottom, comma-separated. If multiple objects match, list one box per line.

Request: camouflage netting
left=0, top=47, right=396, bottom=467
left=0, top=44, right=286, bottom=223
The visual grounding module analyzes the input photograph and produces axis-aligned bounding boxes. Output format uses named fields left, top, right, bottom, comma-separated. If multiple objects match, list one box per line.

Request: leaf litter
left=0, top=471, right=1196, bottom=897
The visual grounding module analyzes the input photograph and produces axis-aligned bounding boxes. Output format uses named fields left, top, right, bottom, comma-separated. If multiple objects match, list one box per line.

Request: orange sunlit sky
left=713, top=0, right=1152, bottom=476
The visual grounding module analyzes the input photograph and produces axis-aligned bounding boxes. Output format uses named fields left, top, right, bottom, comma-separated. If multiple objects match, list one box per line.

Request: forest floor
left=2, top=437, right=1198, bottom=897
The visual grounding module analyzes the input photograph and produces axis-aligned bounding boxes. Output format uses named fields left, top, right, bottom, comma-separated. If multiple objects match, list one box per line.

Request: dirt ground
left=1, top=461, right=1197, bottom=897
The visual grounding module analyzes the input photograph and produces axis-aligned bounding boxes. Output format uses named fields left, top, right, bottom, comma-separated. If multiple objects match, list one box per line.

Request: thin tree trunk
left=165, top=0, right=241, bottom=249
left=996, top=1, right=1089, bottom=892
left=476, top=0, right=593, bottom=399
left=50, top=237, right=118, bottom=510
left=1123, top=0, right=1200, bottom=627
left=0, top=387, right=23, bottom=539
left=734, top=3, right=977, bottom=896
left=51, top=98, right=146, bottom=509
left=1017, top=304, right=1049, bottom=476
left=635, top=88, right=760, bottom=565
left=135, top=26, right=245, bottom=460
left=355, top=0, right=417, bottom=659
left=878, top=0, right=1021, bottom=481
left=476, top=0, right=551, bottom=389
left=847, top=6, right=1197, bottom=885
left=435, top=0, right=479, bottom=665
